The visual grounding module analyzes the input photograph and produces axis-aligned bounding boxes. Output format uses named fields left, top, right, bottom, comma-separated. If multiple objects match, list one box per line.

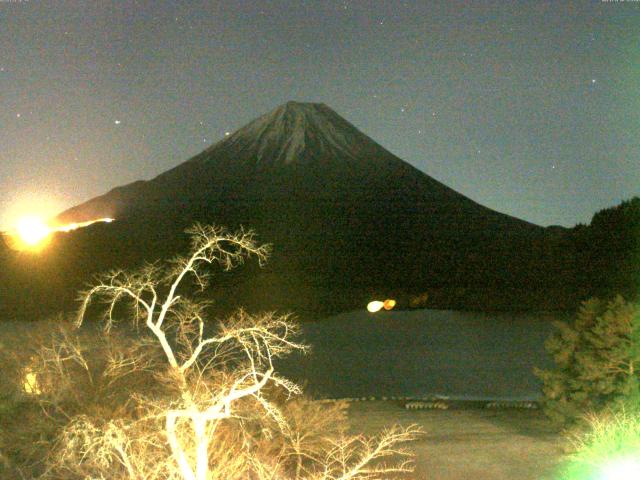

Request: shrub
left=535, top=295, right=640, bottom=426
left=556, top=407, right=640, bottom=480
left=3, top=224, right=421, bottom=479
left=0, top=317, right=79, bottom=478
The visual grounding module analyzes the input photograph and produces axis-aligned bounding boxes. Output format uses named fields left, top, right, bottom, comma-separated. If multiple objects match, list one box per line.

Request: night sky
left=1, top=0, right=639, bottom=229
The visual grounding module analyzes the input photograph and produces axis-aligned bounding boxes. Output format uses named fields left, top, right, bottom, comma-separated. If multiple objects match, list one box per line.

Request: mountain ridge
left=58, top=101, right=539, bottom=232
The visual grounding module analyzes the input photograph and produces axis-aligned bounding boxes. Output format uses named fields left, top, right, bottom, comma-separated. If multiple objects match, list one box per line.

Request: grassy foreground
left=346, top=400, right=565, bottom=480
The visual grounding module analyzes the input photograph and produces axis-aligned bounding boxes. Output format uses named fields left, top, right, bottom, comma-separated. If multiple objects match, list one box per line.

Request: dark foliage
left=535, top=296, right=640, bottom=426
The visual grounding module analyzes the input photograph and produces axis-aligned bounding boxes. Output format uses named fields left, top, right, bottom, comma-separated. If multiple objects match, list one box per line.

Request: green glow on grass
left=598, top=457, right=640, bottom=480
left=556, top=408, right=640, bottom=480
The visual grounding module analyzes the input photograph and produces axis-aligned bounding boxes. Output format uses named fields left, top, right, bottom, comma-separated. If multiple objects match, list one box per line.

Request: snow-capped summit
left=214, top=101, right=368, bottom=165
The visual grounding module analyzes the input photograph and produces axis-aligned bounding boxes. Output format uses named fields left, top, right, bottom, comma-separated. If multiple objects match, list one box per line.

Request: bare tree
left=37, top=223, right=422, bottom=480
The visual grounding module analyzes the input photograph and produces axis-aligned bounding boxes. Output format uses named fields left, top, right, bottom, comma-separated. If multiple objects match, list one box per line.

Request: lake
left=277, top=309, right=563, bottom=401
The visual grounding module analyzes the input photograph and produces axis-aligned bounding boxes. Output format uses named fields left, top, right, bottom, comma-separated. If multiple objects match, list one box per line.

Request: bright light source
left=4, top=215, right=115, bottom=251
left=367, top=301, right=384, bottom=313
left=54, top=217, right=114, bottom=232
left=15, top=216, right=51, bottom=246
left=56, top=222, right=78, bottom=232
left=599, top=457, right=640, bottom=479
left=367, top=299, right=396, bottom=313
left=22, top=369, right=41, bottom=395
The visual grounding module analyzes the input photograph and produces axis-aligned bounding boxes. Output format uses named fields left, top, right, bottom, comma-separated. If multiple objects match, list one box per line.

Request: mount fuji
left=58, top=101, right=535, bottom=231
left=3, top=102, right=557, bottom=320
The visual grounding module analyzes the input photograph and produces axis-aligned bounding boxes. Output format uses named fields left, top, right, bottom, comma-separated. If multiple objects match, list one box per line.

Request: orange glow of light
left=4, top=216, right=115, bottom=252
left=383, top=299, right=396, bottom=310
left=15, top=216, right=51, bottom=247
left=55, top=217, right=114, bottom=232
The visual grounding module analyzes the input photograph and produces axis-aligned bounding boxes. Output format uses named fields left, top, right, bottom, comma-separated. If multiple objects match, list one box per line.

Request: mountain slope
left=58, top=102, right=535, bottom=231
left=3, top=101, right=557, bottom=320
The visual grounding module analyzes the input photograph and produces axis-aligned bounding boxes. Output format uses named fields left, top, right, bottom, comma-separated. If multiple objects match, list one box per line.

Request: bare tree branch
left=36, top=223, right=422, bottom=480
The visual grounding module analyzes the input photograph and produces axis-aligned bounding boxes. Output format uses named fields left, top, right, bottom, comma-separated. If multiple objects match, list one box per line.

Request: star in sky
left=0, top=0, right=638, bottom=229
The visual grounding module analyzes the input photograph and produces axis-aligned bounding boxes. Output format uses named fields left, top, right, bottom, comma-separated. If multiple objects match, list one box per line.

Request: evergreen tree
left=535, top=295, right=640, bottom=425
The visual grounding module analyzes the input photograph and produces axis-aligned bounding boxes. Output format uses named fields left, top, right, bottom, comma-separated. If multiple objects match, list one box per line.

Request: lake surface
left=277, top=309, right=563, bottom=401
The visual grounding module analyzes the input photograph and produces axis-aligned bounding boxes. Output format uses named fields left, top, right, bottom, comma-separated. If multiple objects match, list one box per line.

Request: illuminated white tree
left=56, top=223, right=421, bottom=480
